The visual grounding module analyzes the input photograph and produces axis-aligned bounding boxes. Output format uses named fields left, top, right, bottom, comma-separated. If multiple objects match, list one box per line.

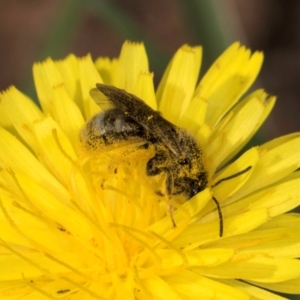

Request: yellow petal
left=195, top=122, right=212, bottom=147
left=196, top=256, right=300, bottom=283
left=134, top=72, right=157, bottom=110
left=185, top=248, right=235, bottom=267
left=149, top=189, right=211, bottom=237
left=116, top=41, right=149, bottom=93
left=221, top=279, right=288, bottom=300
left=168, top=272, right=249, bottom=300
left=212, top=147, right=259, bottom=202
left=111, top=269, right=135, bottom=300
left=219, top=171, right=300, bottom=230
left=69, top=166, right=107, bottom=223
left=14, top=172, right=94, bottom=242
left=174, top=208, right=268, bottom=248
left=211, top=215, right=300, bottom=260
left=78, top=54, right=103, bottom=119
left=198, top=147, right=259, bottom=224
left=221, top=90, right=276, bottom=166
left=50, top=84, right=84, bottom=145
left=0, top=127, right=69, bottom=202
left=0, top=220, right=33, bottom=250
left=232, top=133, right=300, bottom=200
left=33, top=58, right=64, bottom=114
left=0, top=86, right=42, bottom=151
left=257, top=213, right=300, bottom=230
left=206, top=93, right=267, bottom=173
left=0, top=281, right=33, bottom=299
left=177, top=94, right=208, bottom=134
left=157, top=45, right=202, bottom=123
left=0, top=193, right=70, bottom=253
left=142, top=275, right=183, bottom=300
left=246, top=172, right=300, bottom=217
left=32, top=116, right=77, bottom=186
left=33, top=56, right=86, bottom=141
left=0, top=250, right=86, bottom=281
left=55, top=54, right=81, bottom=108
left=196, top=42, right=263, bottom=128
left=95, top=56, right=119, bottom=86
left=248, top=277, right=300, bottom=295
left=240, top=228, right=300, bottom=259
left=149, top=248, right=234, bottom=275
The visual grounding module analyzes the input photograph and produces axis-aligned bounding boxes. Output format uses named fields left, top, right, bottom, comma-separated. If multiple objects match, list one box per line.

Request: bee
left=80, top=84, right=251, bottom=237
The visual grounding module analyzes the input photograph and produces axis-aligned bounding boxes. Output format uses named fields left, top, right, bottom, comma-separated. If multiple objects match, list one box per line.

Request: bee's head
left=173, top=171, right=208, bottom=200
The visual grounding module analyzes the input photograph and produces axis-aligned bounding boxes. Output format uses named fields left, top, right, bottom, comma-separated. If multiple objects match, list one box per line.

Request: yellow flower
left=1, top=41, right=300, bottom=299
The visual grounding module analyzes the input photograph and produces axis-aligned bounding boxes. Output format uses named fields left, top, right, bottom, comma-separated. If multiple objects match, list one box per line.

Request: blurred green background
left=0, top=0, right=300, bottom=298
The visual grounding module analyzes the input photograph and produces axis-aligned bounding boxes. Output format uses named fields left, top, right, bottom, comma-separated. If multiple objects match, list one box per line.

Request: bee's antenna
left=211, top=166, right=252, bottom=188
left=212, top=196, right=223, bottom=237
left=211, top=166, right=252, bottom=237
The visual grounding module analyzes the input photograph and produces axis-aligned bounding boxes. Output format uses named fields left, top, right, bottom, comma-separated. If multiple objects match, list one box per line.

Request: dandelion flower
left=1, top=41, right=300, bottom=299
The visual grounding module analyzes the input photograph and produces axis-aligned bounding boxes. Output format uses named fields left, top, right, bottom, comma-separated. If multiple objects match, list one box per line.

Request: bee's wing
left=95, top=83, right=183, bottom=157
left=90, top=88, right=116, bottom=111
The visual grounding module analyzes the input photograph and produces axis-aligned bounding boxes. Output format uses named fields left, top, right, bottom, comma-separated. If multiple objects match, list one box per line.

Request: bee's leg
left=168, top=204, right=176, bottom=228
left=165, top=169, right=177, bottom=228
left=146, top=149, right=169, bottom=176
left=172, top=178, right=187, bottom=196
left=165, top=169, right=173, bottom=195
left=146, top=148, right=177, bottom=227
left=147, top=152, right=177, bottom=227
